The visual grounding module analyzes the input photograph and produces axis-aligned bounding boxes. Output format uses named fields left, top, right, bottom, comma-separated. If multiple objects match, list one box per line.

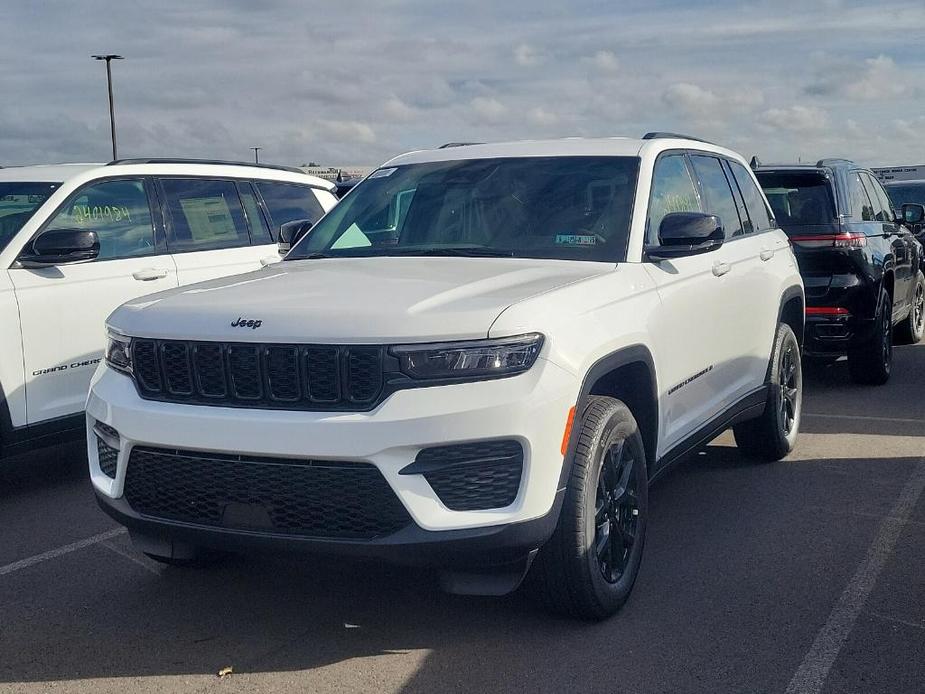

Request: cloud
left=0, top=1, right=922, bottom=167
left=804, top=54, right=907, bottom=100
left=584, top=50, right=619, bottom=73
left=759, top=105, right=828, bottom=133
left=470, top=96, right=508, bottom=123
left=514, top=43, right=542, bottom=67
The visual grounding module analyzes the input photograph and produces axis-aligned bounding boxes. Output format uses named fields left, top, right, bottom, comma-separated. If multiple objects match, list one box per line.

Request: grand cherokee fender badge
left=231, top=317, right=263, bottom=329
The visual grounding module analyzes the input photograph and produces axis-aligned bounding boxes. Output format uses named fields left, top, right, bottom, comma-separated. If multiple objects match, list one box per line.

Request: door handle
left=759, top=248, right=775, bottom=261
left=712, top=261, right=731, bottom=277
left=132, top=267, right=169, bottom=281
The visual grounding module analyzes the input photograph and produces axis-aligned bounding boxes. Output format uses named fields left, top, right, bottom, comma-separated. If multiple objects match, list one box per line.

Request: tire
left=529, top=396, right=648, bottom=620
left=848, top=288, right=893, bottom=385
left=733, top=323, right=802, bottom=461
left=895, top=271, right=925, bottom=345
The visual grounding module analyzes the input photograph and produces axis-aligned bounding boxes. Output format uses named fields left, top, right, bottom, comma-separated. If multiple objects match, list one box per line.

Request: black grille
left=411, top=440, right=524, bottom=511
left=95, top=423, right=119, bottom=478
left=123, top=447, right=411, bottom=539
left=131, top=340, right=384, bottom=410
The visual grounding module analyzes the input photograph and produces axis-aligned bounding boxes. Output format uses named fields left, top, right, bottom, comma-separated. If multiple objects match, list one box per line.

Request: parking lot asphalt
left=1, top=347, right=923, bottom=694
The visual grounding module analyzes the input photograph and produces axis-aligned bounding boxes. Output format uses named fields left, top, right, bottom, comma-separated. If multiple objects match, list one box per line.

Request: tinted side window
left=238, top=182, right=272, bottom=244
left=690, top=155, right=743, bottom=238
left=861, top=173, right=895, bottom=223
left=45, top=178, right=155, bottom=260
left=848, top=172, right=875, bottom=222
left=255, top=182, right=325, bottom=230
left=161, top=179, right=251, bottom=252
left=647, top=154, right=702, bottom=245
left=729, top=161, right=774, bottom=232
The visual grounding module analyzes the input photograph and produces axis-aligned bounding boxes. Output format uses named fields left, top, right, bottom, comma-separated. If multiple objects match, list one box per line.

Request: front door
left=10, top=177, right=178, bottom=424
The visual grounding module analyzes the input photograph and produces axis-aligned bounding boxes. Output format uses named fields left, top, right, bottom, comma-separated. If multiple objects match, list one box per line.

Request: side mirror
left=277, top=219, right=314, bottom=254
left=646, top=212, right=724, bottom=261
left=20, top=228, right=100, bottom=267
left=901, top=203, right=925, bottom=226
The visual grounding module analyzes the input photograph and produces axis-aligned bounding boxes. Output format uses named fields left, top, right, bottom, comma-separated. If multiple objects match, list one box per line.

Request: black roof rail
left=815, top=158, right=856, bottom=169
left=642, top=131, right=714, bottom=144
left=107, top=158, right=306, bottom=175
left=438, top=142, right=483, bottom=149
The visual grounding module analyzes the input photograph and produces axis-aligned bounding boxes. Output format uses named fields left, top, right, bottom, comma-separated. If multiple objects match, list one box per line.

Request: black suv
left=755, top=159, right=924, bottom=384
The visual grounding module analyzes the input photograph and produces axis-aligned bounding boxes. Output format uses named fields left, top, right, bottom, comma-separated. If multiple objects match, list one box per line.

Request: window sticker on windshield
left=368, top=168, right=397, bottom=179
left=555, top=234, right=597, bottom=246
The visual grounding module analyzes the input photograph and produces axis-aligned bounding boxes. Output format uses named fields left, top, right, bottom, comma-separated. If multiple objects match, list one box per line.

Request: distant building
left=872, top=165, right=925, bottom=183
left=299, top=165, right=373, bottom=182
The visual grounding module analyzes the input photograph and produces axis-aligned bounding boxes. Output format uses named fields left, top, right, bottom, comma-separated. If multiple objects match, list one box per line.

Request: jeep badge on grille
left=231, top=317, right=262, bottom=329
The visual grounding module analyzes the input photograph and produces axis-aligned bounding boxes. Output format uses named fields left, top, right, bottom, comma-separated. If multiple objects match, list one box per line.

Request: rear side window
left=647, top=154, right=702, bottom=245
left=690, top=155, right=743, bottom=238
left=847, top=172, right=875, bottom=221
left=729, top=162, right=774, bottom=232
left=861, top=173, right=895, bottom=222
left=255, top=182, right=325, bottom=230
left=45, top=178, right=155, bottom=260
left=161, top=179, right=251, bottom=252
left=756, top=171, right=837, bottom=232
left=237, top=182, right=272, bottom=244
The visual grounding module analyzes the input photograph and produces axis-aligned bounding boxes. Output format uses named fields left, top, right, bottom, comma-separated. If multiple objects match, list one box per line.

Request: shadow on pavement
left=2, top=445, right=922, bottom=693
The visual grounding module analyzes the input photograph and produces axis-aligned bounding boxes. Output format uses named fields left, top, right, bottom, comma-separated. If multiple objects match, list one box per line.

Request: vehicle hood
left=109, top=256, right=612, bottom=343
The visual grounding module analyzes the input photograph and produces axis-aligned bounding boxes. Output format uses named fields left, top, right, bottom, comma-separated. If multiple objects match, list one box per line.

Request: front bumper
left=86, top=358, right=578, bottom=564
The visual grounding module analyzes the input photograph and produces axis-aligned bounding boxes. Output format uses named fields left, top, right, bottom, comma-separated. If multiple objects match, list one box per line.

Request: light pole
left=251, top=147, right=262, bottom=163
left=92, top=54, right=124, bottom=160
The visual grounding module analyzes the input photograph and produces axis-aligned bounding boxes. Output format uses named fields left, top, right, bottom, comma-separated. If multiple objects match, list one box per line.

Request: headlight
left=392, top=333, right=544, bottom=381
left=105, top=328, right=133, bottom=375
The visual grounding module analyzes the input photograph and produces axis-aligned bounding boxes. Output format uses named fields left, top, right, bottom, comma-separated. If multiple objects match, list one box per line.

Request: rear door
left=158, top=177, right=272, bottom=285
left=10, top=177, right=178, bottom=424
left=861, top=171, right=914, bottom=315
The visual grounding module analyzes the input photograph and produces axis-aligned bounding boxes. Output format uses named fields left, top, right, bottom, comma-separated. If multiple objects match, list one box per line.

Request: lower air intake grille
left=123, top=447, right=411, bottom=539
left=413, top=440, right=524, bottom=511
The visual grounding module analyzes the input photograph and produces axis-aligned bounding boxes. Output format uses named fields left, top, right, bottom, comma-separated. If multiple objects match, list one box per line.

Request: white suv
left=87, top=136, right=804, bottom=619
left=0, top=159, right=336, bottom=457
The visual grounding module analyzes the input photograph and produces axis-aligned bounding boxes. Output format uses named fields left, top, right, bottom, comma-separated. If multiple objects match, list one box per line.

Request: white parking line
left=784, top=456, right=925, bottom=694
left=803, top=412, right=925, bottom=425
left=0, top=527, right=126, bottom=577
left=100, top=539, right=160, bottom=575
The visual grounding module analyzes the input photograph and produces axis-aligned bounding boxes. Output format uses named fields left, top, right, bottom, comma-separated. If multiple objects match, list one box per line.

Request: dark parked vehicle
left=884, top=179, right=925, bottom=239
left=755, top=159, right=925, bottom=384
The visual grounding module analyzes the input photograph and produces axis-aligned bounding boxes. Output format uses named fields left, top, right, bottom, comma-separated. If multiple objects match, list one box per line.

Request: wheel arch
left=568, top=345, right=659, bottom=475
left=778, top=286, right=805, bottom=349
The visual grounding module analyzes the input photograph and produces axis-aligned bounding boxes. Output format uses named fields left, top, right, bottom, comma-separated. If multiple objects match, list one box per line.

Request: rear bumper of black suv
left=95, top=489, right=564, bottom=594
left=804, top=313, right=877, bottom=356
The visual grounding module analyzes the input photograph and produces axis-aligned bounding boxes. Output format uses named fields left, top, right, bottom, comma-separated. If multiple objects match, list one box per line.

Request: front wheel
left=895, top=271, right=925, bottom=345
left=733, top=322, right=802, bottom=461
left=529, top=396, right=648, bottom=620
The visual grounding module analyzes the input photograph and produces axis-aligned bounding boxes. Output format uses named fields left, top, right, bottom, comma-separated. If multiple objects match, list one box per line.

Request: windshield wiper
left=385, top=247, right=516, bottom=258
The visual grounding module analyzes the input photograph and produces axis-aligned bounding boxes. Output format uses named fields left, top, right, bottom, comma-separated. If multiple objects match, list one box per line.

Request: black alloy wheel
left=594, top=440, right=639, bottom=584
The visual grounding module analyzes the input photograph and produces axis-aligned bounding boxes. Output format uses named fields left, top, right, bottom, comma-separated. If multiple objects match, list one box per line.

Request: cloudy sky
left=1, top=0, right=923, bottom=168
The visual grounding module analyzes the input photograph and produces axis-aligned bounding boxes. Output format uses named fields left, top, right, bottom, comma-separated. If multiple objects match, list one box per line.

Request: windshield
left=884, top=182, right=925, bottom=207
left=0, top=182, right=60, bottom=253
left=755, top=171, right=837, bottom=233
left=286, top=156, right=639, bottom=263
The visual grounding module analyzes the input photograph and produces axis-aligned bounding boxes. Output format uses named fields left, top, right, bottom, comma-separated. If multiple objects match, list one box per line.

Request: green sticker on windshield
left=555, top=234, right=597, bottom=246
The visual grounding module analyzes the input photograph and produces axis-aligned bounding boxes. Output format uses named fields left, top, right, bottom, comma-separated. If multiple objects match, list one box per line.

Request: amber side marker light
left=561, top=406, right=576, bottom=455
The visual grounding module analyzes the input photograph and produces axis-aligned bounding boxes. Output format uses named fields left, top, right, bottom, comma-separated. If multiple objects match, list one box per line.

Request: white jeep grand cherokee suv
left=87, top=135, right=804, bottom=619
left=0, top=159, right=336, bottom=457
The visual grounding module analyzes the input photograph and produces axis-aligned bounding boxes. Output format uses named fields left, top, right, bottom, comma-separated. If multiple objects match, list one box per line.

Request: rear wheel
left=530, top=396, right=648, bottom=620
left=733, top=323, right=802, bottom=461
left=895, top=271, right=925, bottom=345
left=848, top=288, right=893, bottom=385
